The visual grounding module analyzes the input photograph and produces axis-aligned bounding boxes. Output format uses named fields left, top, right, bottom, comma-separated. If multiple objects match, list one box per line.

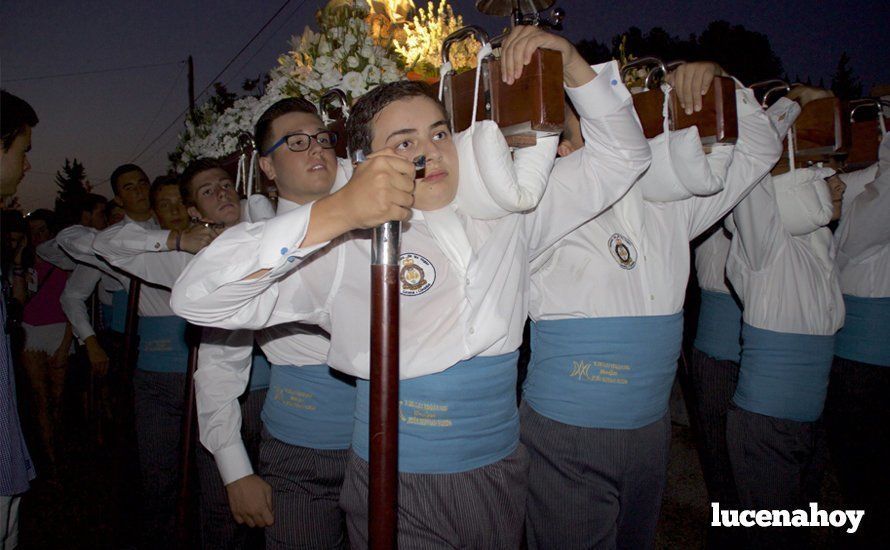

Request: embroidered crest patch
left=399, top=252, right=436, bottom=296
left=608, top=233, right=638, bottom=270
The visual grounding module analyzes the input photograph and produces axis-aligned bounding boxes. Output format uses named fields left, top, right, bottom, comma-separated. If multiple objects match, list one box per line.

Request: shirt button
left=650, top=294, right=655, bottom=300
left=465, top=277, right=470, bottom=286
left=469, top=327, right=475, bottom=335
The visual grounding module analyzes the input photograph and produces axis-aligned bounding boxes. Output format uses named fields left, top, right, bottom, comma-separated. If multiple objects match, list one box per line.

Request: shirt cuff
left=214, top=442, right=254, bottom=485
left=257, top=200, right=330, bottom=269
left=735, top=87, right=763, bottom=118
left=72, top=324, right=96, bottom=343
left=565, top=60, right=631, bottom=121
left=144, top=230, right=172, bottom=252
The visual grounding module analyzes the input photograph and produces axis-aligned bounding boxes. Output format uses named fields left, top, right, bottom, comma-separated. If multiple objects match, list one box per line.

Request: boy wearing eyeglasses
left=167, top=98, right=359, bottom=548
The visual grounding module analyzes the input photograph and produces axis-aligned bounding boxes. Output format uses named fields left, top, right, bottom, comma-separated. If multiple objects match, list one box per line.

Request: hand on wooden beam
left=665, top=62, right=727, bottom=116
left=786, top=85, right=835, bottom=108
left=499, top=25, right=595, bottom=88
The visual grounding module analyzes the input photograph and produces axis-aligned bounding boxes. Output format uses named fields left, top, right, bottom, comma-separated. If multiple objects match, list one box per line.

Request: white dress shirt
left=529, top=86, right=781, bottom=320
left=725, top=171, right=845, bottom=335
left=59, top=264, right=119, bottom=342
left=694, top=228, right=734, bottom=294
left=172, top=61, right=652, bottom=380
left=56, top=216, right=177, bottom=317
left=835, top=140, right=890, bottom=297
left=37, top=238, right=120, bottom=341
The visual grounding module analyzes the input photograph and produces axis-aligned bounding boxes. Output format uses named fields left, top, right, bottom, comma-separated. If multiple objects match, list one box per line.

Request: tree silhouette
left=54, top=158, right=88, bottom=227
left=578, top=20, right=785, bottom=86
left=697, top=21, right=783, bottom=84
left=575, top=38, right=611, bottom=64
left=831, top=52, right=863, bottom=100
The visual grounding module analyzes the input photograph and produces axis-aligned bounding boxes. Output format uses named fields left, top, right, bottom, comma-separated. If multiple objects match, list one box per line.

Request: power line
left=224, top=0, right=308, bottom=89
left=3, top=60, right=185, bottom=83
left=129, top=62, right=188, bottom=159
left=130, top=0, right=300, bottom=164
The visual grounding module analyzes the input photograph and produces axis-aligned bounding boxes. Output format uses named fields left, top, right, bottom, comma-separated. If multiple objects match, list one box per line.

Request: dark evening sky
left=1, top=0, right=887, bottom=212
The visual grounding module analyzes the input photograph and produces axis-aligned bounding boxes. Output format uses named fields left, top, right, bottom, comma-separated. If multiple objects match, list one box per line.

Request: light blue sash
left=99, top=303, right=114, bottom=332
left=525, top=313, right=683, bottom=429
left=261, top=364, right=356, bottom=449
left=693, top=290, right=742, bottom=362
left=110, top=290, right=127, bottom=333
left=733, top=323, right=835, bottom=422
left=353, top=352, right=520, bottom=474
left=248, top=350, right=271, bottom=391
left=835, top=295, right=890, bottom=367
left=136, top=315, right=189, bottom=373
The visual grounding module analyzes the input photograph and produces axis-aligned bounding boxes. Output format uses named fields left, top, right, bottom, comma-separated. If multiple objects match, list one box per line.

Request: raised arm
left=35, top=238, right=76, bottom=270
left=683, top=91, right=787, bottom=239
left=92, top=221, right=212, bottom=289
left=55, top=224, right=120, bottom=279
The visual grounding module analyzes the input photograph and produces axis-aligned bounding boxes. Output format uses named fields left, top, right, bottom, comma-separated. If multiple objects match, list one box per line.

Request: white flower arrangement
left=276, top=5, right=405, bottom=105
left=394, top=0, right=478, bottom=79
left=173, top=1, right=488, bottom=169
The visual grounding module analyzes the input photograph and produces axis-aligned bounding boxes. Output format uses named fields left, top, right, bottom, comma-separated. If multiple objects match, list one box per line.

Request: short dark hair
left=346, top=80, right=445, bottom=157
left=149, top=174, right=180, bottom=210
left=254, top=97, right=320, bottom=155
left=1, top=90, right=38, bottom=150
left=180, top=158, right=226, bottom=206
left=105, top=199, right=124, bottom=219
left=78, top=193, right=108, bottom=216
left=110, top=163, right=147, bottom=196
left=25, top=208, right=58, bottom=236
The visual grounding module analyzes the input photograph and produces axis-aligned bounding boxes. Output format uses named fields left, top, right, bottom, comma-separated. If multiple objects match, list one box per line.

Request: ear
left=187, top=206, right=201, bottom=221
left=259, top=156, right=276, bottom=182
left=112, top=196, right=123, bottom=206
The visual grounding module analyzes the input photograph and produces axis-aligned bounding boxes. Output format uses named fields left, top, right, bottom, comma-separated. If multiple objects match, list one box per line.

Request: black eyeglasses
left=262, top=131, right=338, bottom=156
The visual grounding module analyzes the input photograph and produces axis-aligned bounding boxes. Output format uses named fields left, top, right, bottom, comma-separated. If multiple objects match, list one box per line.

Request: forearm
left=686, top=88, right=783, bottom=238
left=195, top=329, right=255, bottom=483
left=729, top=177, right=785, bottom=270
left=172, top=204, right=330, bottom=327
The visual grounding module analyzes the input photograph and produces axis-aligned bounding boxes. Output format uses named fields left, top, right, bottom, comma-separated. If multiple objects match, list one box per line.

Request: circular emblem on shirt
left=608, top=233, right=637, bottom=270
left=399, top=253, right=436, bottom=296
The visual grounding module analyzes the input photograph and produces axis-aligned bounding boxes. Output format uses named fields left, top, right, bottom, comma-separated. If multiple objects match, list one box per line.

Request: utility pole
left=187, top=55, right=195, bottom=122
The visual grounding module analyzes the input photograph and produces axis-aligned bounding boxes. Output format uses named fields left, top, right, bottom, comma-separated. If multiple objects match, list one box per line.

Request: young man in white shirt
left=723, top=94, right=845, bottom=548
left=522, top=62, right=782, bottom=549
left=171, top=26, right=651, bottom=547
left=56, top=166, right=206, bottom=549
left=93, top=158, right=276, bottom=548
left=824, top=139, right=890, bottom=546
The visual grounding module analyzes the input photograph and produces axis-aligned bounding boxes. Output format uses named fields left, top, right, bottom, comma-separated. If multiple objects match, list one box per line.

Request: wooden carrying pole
left=175, top=324, right=201, bottom=547
left=122, top=278, right=141, bottom=371
left=368, top=157, right=425, bottom=549
left=369, top=220, right=401, bottom=549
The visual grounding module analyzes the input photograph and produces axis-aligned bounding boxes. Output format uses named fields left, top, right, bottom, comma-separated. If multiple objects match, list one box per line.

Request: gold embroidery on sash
left=399, top=399, right=452, bottom=427
left=272, top=385, right=317, bottom=411
left=570, top=360, right=630, bottom=384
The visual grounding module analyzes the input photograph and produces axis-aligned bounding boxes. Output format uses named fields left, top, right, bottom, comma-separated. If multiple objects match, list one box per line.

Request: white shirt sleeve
left=36, top=239, right=77, bottom=270
left=60, top=264, right=102, bottom=342
left=194, top=327, right=256, bottom=485
left=727, top=176, right=788, bottom=271
left=526, top=60, right=652, bottom=259
left=170, top=202, right=331, bottom=329
left=93, top=222, right=192, bottom=289
left=56, top=225, right=119, bottom=277
left=837, top=169, right=890, bottom=262
left=681, top=87, right=784, bottom=240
